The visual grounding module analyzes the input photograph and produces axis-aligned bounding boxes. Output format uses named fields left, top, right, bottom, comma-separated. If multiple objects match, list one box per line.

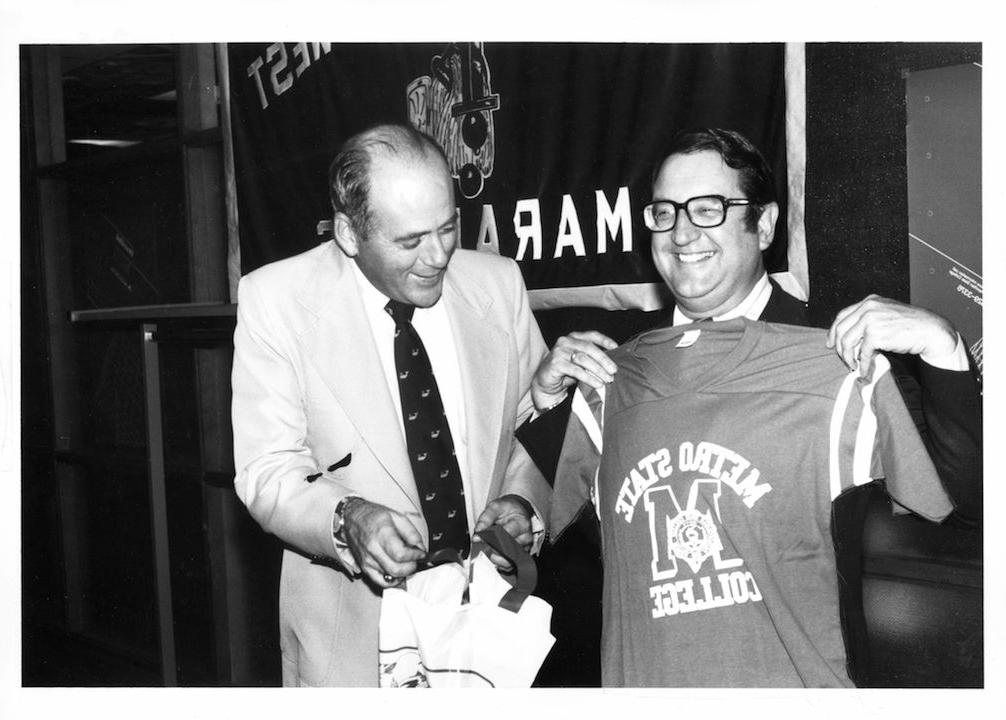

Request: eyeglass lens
left=646, top=196, right=726, bottom=230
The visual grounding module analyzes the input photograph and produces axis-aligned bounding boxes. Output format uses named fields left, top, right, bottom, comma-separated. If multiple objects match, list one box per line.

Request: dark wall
left=804, top=42, right=982, bottom=324
left=806, top=42, right=982, bottom=688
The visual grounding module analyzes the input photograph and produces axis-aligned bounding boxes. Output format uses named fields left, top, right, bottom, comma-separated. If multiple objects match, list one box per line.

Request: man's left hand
left=473, top=495, right=534, bottom=572
left=827, top=294, right=958, bottom=375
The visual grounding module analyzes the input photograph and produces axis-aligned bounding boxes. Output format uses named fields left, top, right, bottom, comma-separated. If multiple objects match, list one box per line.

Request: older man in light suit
left=231, top=123, right=550, bottom=687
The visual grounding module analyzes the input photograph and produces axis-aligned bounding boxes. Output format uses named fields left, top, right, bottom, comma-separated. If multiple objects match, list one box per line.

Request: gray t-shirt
left=552, top=318, right=952, bottom=687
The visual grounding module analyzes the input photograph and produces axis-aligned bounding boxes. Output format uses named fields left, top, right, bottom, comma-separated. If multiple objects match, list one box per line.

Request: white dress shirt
left=351, top=261, right=476, bottom=532
left=672, top=272, right=774, bottom=326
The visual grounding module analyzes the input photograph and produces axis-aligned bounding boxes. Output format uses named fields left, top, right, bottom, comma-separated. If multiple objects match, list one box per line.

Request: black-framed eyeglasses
left=642, top=195, right=753, bottom=231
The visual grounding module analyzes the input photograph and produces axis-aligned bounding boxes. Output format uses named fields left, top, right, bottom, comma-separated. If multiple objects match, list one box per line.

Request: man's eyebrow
left=392, top=214, right=457, bottom=244
left=393, top=230, right=426, bottom=244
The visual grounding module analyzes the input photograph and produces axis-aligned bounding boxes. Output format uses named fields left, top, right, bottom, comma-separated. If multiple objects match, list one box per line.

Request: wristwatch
left=332, top=496, right=361, bottom=545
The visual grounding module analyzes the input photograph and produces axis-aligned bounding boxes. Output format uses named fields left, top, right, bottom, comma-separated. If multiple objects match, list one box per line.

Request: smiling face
left=335, top=151, right=458, bottom=308
left=650, top=150, right=778, bottom=319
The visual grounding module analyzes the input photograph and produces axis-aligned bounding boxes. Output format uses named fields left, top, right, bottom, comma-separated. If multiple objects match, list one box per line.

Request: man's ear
left=756, top=202, right=779, bottom=252
left=332, top=213, right=360, bottom=258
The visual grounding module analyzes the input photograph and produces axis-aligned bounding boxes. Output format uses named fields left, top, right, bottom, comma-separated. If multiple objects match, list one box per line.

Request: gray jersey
left=552, top=318, right=951, bottom=687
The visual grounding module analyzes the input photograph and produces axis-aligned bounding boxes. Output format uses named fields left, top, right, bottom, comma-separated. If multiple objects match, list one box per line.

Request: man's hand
left=827, top=294, right=958, bottom=376
left=531, top=331, right=619, bottom=411
left=342, top=498, right=427, bottom=588
left=473, top=495, right=534, bottom=572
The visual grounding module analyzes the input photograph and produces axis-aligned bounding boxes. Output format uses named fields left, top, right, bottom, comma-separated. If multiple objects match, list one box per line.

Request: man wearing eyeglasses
left=529, top=128, right=978, bottom=417
left=519, top=128, right=980, bottom=686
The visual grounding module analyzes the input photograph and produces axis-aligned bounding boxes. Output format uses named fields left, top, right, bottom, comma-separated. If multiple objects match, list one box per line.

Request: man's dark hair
left=655, top=128, right=777, bottom=232
left=328, top=123, right=449, bottom=240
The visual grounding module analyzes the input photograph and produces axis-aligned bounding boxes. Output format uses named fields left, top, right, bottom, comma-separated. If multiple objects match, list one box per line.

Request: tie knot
left=385, top=299, right=415, bottom=324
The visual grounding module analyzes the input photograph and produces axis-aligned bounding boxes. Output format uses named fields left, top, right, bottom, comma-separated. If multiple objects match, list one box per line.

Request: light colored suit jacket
left=231, top=241, right=550, bottom=686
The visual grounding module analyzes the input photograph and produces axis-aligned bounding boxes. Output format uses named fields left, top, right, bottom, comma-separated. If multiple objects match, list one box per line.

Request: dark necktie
left=385, top=300, right=470, bottom=558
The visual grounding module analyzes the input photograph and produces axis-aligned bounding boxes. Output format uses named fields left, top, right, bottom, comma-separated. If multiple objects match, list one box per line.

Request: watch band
left=332, top=496, right=361, bottom=545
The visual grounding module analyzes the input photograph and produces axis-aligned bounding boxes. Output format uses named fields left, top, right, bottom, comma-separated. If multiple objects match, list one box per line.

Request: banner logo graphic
left=407, top=43, right=499, bottom=200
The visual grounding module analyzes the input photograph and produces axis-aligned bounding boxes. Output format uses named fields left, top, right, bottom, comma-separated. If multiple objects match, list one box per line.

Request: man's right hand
left=531, top=331, right=619, bottom=411
left=342, top=499, right=427, bottom=588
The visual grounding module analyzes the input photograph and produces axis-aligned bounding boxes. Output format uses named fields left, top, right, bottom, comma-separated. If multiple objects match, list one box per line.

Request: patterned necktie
left=385, top=300, right=470, bottom=558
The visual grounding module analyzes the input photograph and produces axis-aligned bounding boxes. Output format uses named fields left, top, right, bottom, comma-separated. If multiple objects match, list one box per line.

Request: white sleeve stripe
left=852, top=355, right=891, bottom=486
left=852, top=388, right=878, bottom=486
left=592, top=465, right=601, bottom=520
left=572, top=386, right=604, bottom=453
left=869, top=352, right=892, bottom=382
left=829, top=371, right=859, bottom=500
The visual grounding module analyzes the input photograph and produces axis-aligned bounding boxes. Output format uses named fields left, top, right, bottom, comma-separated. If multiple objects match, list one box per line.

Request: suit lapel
left=295, top=244, right=420, bottom=512
left=762, top=280, right=812, bottom=326
left=442, top=270, right=507, bottom=507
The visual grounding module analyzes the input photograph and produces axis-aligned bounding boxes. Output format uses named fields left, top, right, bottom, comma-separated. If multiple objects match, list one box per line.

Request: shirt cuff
left=530, top=390, right=571, bottom=420
left=920, top=332, right=969, bottom=371
left=528, top=502, right=546, bottom=555
left=500, top=493, right=547, bottom=555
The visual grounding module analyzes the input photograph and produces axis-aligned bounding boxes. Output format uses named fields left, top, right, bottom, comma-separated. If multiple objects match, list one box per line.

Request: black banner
left=228, top=42, right=788, bottom=311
